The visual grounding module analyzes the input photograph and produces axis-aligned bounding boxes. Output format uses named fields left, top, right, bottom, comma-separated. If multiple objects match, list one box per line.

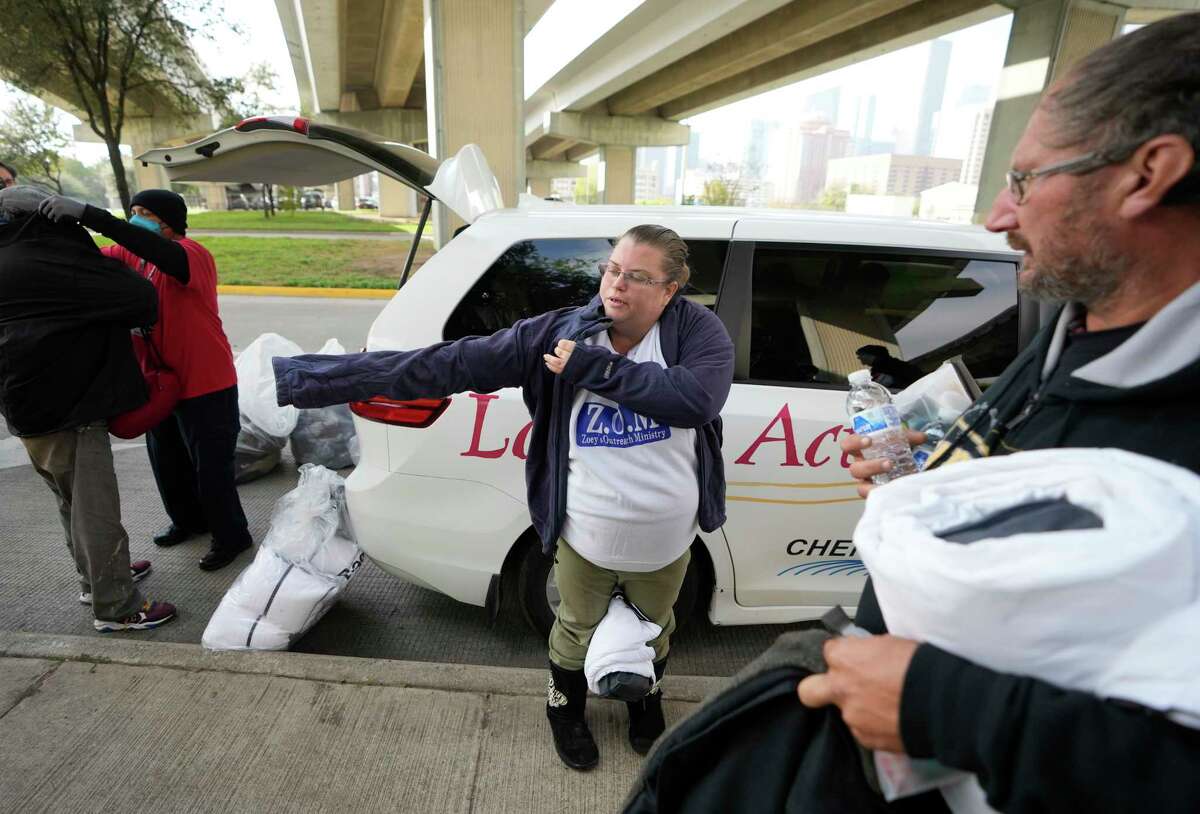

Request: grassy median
left=95, top=235, right=435, bottom=288
left=187, top=210, right=417, bottom=233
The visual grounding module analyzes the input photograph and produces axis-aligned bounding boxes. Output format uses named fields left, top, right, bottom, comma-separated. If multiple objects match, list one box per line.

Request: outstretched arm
left=275, top=316, right=547, bottom=408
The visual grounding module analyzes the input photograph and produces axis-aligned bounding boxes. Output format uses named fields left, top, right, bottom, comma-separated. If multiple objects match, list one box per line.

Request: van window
left=736, top=244, right=1018, bottom=387
left=444, top=238, right=728, bottom=340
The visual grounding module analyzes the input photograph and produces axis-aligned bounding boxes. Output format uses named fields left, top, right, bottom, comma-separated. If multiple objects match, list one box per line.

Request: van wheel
left=516, top=540, right=701, bottom=639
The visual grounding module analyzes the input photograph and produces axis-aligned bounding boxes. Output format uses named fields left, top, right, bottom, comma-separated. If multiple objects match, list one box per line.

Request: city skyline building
left=803, top=87, right=841, bottom=126
left=913, top=39, right=952, bottom=156
left=825, top=153, right=962, bottom=198
left=780, top=119, right=851, bottom=204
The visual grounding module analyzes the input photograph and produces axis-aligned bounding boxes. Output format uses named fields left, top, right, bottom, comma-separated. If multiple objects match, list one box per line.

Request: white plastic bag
left=261, top=464, right=344, bottom=564
left=892, top=361, right=975, bottom=469
left=234, top=333, right=302, bottom=482
left=203, top=464, right=364, bottom=651
left=290, top=339, right=359, bottom=470
left=236, top=332, right=302, bottom=440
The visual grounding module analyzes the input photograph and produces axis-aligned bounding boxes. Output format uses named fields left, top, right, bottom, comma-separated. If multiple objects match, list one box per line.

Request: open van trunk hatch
left=136, top=116, right=503, bottom=286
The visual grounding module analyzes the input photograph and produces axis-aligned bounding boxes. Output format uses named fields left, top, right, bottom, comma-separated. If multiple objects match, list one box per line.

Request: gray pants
left=21, top=424, right=142, bottom=621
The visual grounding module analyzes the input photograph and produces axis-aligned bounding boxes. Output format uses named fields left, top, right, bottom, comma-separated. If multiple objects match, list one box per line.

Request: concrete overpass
left=275, top=0, right=553, bottom=227
left=272, top=0, right=1197, bottom=231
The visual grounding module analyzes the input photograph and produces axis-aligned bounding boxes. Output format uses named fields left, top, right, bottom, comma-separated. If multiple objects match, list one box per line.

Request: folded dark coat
left=622, top=630, right=938, bottom=814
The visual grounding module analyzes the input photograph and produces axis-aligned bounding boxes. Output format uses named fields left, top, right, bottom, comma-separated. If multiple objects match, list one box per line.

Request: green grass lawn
left=186, top=209, right=417, bottom=233
left=95, top=236, right=434, bottom=288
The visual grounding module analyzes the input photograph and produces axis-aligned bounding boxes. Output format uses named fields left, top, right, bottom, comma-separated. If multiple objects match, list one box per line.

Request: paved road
left=0, top=295, right=805, bottom=677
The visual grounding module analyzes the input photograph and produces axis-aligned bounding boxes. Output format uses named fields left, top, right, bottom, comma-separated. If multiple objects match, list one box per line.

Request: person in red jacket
left=40, top=190, right=254, bottom=571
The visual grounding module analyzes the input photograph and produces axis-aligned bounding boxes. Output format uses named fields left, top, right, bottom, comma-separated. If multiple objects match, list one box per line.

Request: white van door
left=719, top=220, right=1022, bottom=609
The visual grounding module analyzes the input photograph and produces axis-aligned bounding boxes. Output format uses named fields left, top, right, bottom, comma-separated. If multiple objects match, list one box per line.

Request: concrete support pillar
left=529, top=177, right=552, bottom=198
left=202, top=183, right=227, bottom=211
left=424, top=0, right=524, bottom=245
left=380, top=178, right=419, bottom=218
left=336, top=179, right=356, bottom=211
left=132, top=150, right=170, bottom=194
left=974, top=0, right=1126, bottom=219
left=598, top=145, right=636, bottom=205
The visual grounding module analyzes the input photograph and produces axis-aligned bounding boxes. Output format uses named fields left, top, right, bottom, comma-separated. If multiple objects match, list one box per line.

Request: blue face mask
left=129, top=213, right=162, bottom=234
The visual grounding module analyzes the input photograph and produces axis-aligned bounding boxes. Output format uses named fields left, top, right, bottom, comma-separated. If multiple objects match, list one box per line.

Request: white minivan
left=142, top=117, right=1033, bottom=635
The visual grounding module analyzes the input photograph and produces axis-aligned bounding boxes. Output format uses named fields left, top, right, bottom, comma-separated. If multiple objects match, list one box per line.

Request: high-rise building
left=686, top=132, right=701, bottom=168
left=932, top=104, right=993, bottom=185
left=914, top=40, right=952, bottom=156
left=825, top=153, right=962, bottom=198
left=960, top=107, right=992, bottom=186
left=803, top=88, right=841, bottom=126
left=852, top=95, right=876, bottom=147
left=780, top=120, right=852, bottom=204
left=639, top=146, right=682, bottom=199
left=743, top=119, right=775, bottom=178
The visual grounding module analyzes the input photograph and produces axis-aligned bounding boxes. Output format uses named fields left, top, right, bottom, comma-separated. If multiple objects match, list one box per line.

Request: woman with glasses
left=273, top=224, right=735, bottom=769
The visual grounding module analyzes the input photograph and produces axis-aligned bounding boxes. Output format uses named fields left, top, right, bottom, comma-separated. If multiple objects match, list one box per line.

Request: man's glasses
left=597, top=262, right=674, bottom=288
left=1006, top=148, right=1130, bottom=204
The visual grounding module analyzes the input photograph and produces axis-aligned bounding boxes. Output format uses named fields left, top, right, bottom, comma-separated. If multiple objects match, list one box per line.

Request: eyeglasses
left=597, top=262, right=674, bottom=288
left=1005, top=148, right=1129, bottom=205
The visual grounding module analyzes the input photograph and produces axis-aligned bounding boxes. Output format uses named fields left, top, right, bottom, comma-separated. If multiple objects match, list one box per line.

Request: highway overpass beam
left=424, top=0, right=524, bottom=244
left=525, top=113, right=689, bottom=205
left=974, top=0, right=1126, bottom=219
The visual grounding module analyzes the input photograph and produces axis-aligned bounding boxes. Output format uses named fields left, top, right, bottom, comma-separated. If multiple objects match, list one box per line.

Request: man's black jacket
left=0, top=215, right=157, bottom=436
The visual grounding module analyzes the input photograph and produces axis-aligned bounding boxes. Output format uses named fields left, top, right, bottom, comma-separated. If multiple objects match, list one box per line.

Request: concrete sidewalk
left=0, top=632, right=726, bottom=813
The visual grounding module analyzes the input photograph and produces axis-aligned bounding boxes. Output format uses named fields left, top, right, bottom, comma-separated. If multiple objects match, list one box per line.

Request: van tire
left=516, top=539, right=701, bottom=639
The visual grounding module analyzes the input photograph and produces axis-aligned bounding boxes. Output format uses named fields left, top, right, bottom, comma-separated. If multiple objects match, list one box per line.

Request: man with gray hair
left=0, top=186, right=177, bottom=631
left=802, top=14, right=1200, bottom=813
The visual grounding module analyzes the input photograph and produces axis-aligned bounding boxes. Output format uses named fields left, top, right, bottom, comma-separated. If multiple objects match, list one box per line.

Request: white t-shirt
left=561, top=323, right=699, bottom=572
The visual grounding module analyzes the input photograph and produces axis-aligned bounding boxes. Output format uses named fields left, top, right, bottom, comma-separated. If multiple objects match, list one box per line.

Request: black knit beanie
left=130, top=189, right=188, bottom=235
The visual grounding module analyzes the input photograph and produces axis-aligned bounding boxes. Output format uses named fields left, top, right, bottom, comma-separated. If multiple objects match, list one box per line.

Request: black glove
left=38, top=195, right=87, bottom=224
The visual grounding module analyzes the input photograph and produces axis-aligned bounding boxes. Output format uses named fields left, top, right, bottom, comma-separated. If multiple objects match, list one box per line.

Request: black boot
left=627, top=658, right=668, bottom=755
left=546, top=662, right=599, bottom=770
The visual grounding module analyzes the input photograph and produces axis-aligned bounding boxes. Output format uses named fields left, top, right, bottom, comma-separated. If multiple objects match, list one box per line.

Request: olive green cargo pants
left=548, top=539, right=690, bottom=671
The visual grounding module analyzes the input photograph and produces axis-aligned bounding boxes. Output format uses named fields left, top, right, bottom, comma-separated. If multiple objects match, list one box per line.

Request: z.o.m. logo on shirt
left=577, top=402, right=670, bottom=449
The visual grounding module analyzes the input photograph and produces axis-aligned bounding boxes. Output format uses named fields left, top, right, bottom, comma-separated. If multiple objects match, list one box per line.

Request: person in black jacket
left=800, top=15, right=1200, bottom=814
left=0, top=186, right=178, bottom=632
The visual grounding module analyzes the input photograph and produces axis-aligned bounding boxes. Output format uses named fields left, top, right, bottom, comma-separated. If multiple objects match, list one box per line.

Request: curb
left=0, top=632, right=728, bottom=702
left=217, top=285, right=395, bottom=299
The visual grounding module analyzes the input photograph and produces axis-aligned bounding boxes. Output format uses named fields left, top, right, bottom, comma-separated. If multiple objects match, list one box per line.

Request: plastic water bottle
left=846, top=369, right=917, bottom=485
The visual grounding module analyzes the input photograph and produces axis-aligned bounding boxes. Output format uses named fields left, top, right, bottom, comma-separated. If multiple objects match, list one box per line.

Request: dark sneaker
left=94, top=600, right=177, bottom=632
left=199, top=540, right=251, bottom=572
left=78, top=560, right=152, bottom=604
left=154, top=525, right=202, bottom=547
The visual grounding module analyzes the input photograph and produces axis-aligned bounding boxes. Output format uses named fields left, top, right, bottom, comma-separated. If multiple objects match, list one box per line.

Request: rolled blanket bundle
left=855, top=447, right=1200, bottom=725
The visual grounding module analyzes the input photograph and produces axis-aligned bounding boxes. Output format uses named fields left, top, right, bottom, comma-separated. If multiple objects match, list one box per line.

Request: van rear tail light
left=350, top=396, right=451, bottom=428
